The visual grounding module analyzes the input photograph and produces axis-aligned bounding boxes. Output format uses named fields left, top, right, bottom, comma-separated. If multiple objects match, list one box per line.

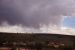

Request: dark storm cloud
left=0, top=0, right=75, bottom=28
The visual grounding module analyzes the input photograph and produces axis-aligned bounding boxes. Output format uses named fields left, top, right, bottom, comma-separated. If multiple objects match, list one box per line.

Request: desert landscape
left=0, top=32, right=75, bottom=50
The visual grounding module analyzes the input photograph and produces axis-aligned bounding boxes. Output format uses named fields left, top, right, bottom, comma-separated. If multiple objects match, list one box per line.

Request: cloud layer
left=0, top=0, right=75, bottom=35
left=0, top=24, right=75, bottom=35
left=0, top=0, right=75, bottom=28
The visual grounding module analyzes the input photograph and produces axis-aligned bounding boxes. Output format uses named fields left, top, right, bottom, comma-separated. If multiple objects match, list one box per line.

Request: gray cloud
left=0, top=0, right=75, bottom=28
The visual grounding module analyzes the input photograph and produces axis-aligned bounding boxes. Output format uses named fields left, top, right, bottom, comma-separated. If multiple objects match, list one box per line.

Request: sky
left=63, top=17, right=75, bottom=28
left=0, top=0, right=75, bottom=34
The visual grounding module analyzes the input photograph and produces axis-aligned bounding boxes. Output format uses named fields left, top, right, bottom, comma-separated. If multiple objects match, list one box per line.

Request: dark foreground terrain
left=0, top=32, right=75, bottom=50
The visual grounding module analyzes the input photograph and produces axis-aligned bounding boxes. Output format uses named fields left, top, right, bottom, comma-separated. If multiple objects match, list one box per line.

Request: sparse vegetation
left=0, top=32, right=75, bottom=50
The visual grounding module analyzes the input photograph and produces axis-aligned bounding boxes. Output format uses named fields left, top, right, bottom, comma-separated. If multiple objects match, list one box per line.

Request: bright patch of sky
left=63, top=16, right=75, bottom=28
